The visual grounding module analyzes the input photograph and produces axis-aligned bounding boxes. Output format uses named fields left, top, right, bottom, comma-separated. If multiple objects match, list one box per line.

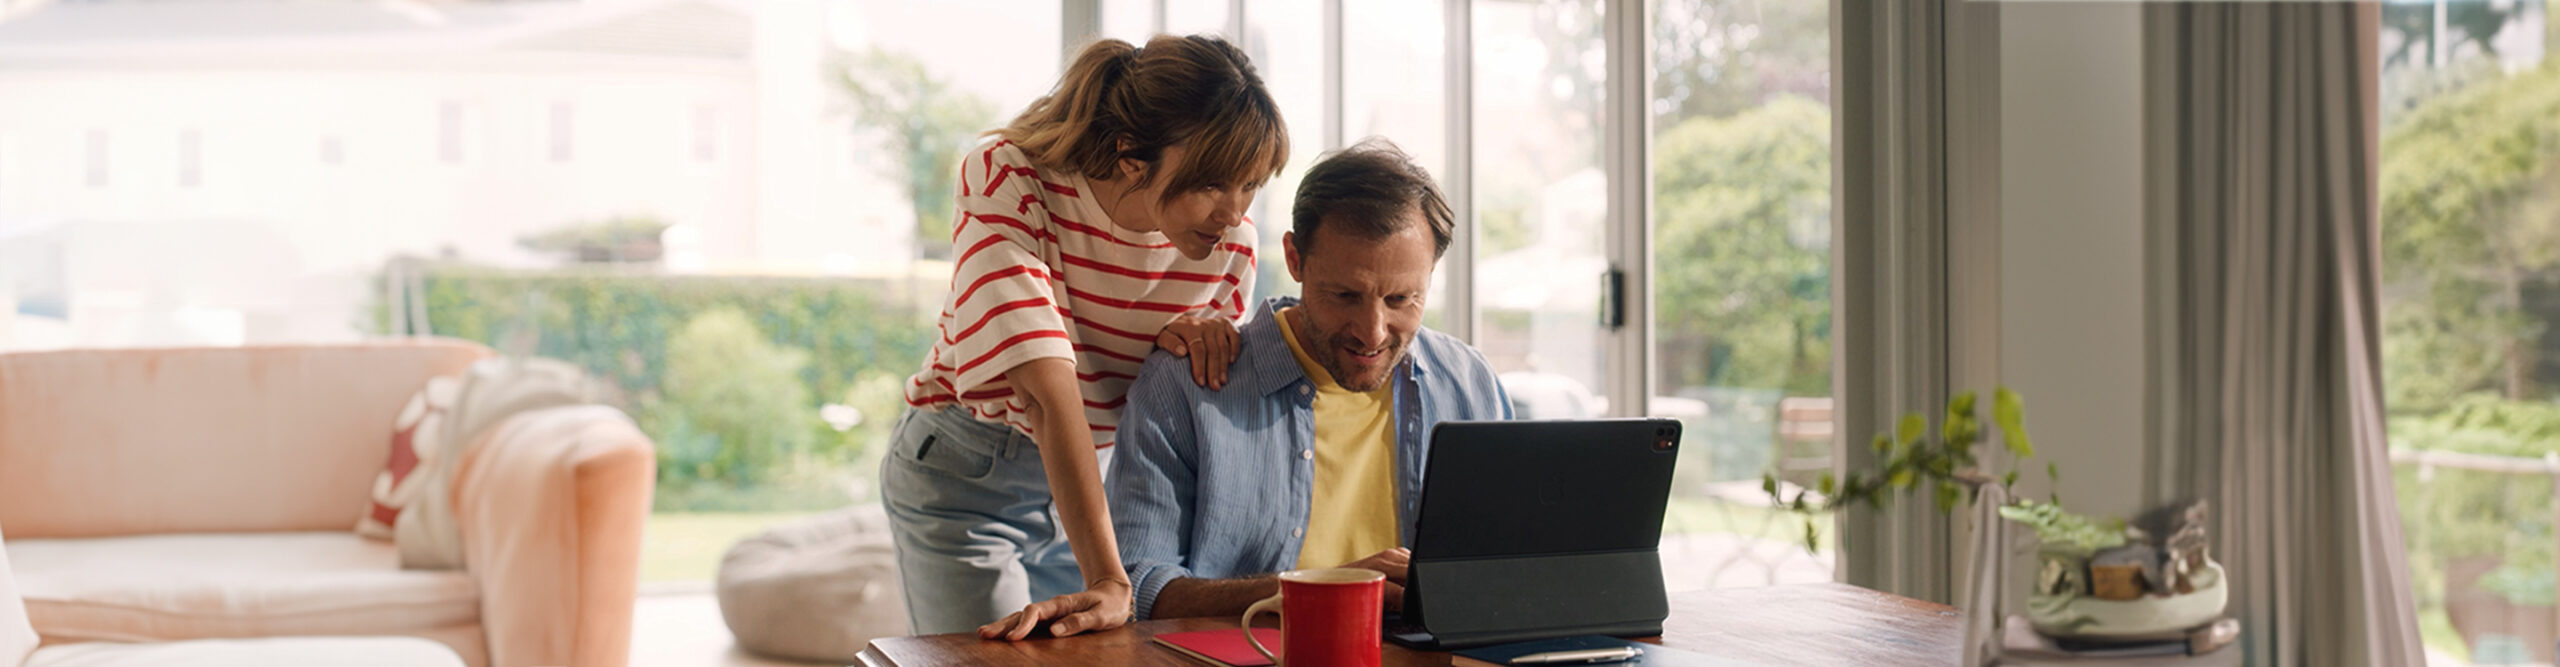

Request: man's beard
left=1309, top=331, right=1408, bottom=392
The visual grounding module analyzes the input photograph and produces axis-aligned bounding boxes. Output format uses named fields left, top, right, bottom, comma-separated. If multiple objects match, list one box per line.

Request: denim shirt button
left=1300, top=448, right=1313, bottom=460
left=1298, top=384, right=1311, bottom=396
left=1293, top=527, right=1304, bottom=538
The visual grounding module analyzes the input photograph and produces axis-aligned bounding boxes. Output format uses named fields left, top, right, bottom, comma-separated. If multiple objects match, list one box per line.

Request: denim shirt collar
left=1240, top=296, right=1431, bottom=398
left=1112, top=296, right=1509, bottom=621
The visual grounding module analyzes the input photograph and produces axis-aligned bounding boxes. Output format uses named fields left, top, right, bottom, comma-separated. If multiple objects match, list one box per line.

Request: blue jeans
left=879, top=406, right=1081, bottom=635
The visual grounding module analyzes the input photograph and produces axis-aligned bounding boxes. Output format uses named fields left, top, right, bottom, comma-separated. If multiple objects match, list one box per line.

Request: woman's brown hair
left=994, top=34, right=1289, bottom=206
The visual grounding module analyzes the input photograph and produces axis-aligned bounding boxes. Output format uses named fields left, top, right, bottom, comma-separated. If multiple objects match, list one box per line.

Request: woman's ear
left=1113, top=137, right=1143, bottom=177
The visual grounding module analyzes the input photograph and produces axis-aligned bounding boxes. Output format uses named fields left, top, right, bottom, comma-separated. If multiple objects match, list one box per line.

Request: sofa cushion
left=7, top=533, right=480, bottom=642
left=26, top=636, right=464, bottom=667
left=359, top=374, right=463, bottom=541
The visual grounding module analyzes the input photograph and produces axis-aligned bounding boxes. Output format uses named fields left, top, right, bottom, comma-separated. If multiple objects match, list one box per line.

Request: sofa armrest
left=452, top=405, right=654, bottom=667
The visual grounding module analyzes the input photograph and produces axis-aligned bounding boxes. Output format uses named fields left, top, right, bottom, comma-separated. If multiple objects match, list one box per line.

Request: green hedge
left=380, top=265, right=935, bottom=511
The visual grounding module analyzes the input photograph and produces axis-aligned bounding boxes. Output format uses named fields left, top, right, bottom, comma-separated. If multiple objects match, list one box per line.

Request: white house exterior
left=0, top=0, right=920, bottom=349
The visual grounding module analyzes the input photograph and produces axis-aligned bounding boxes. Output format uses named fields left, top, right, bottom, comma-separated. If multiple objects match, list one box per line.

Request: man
left=1107, top=139, right=1511, bottom=620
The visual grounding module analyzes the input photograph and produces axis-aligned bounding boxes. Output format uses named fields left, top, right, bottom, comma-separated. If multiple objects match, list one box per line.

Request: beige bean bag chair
left=715, top=505, right=908, bottom=662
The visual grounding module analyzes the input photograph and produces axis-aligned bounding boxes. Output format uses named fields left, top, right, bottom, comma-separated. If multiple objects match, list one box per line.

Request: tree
left=1651, top=96, right=1831, bottom=396
left=835, top=48, right=998, bottom=259
left=655, top=308, right=816, bottom=487
left=1650, top=0, right=1830, bottom=124
left=2381, top=62, right=2560, bottom=411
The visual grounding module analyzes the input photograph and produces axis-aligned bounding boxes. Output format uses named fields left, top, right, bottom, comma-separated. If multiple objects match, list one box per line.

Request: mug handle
left=1240, top=593, right=1284, bottom=665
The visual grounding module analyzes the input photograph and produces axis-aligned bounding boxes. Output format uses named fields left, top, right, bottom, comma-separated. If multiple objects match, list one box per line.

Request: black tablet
left=1392, top=418, right=1682, bottom=649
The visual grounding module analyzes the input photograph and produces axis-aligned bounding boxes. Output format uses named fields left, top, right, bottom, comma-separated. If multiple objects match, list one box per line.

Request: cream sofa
left=3, top=517, right=468, bottom=667
left=0, top=340, right=654, bottom=667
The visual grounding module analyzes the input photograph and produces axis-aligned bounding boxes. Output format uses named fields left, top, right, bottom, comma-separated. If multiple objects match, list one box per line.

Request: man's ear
left=1282, top=231, right=1305, bottom=284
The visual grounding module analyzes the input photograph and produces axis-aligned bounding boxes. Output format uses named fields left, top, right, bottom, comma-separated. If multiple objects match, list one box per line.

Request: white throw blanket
left=394, top=357, right=596, bottom=570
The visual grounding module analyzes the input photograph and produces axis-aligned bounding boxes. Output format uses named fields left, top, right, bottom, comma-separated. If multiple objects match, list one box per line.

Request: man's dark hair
left=1289, top=138, right=1455, bottom=258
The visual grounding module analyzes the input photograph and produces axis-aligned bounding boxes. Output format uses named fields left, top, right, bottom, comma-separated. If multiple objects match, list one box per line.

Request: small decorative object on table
left=1998, top=615, right=2240, bottom=666
left=1763, top=389, right=2238, bottom=666
left=2009, top=498, right=2234, bottom=661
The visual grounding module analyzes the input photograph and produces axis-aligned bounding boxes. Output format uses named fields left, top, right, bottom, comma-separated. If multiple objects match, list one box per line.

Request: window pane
left=0, top=0, right=1060, bottom=585
left=1242, top=0, right=1327, bottom=307
left=1473, top=0, right=1607, bottom=417
left=1102, top=0, right=1157, bottom=42
left=1646, top=0, right=1835, bottom=591
left=1165, top=0, right=1231, bottom=37
left=1342, top=0, right=1448, bottom=328
left=2377, top=1, right=2554, bottom=662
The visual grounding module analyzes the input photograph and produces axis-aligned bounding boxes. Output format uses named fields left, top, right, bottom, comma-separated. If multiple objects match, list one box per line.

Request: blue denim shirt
left=1109, top=296, right=1513, bottom=619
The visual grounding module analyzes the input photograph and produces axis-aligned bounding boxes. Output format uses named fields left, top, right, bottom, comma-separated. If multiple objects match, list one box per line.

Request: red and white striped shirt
left=904, top=139, right=1255, bottom=450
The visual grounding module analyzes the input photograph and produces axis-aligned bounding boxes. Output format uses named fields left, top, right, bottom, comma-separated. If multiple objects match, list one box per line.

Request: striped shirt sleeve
left=935, top=157, right=1077, bottom=401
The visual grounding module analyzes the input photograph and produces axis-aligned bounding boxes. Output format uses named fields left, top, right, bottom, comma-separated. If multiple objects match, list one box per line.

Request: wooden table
left=856, top=582, right=1963, bottom=666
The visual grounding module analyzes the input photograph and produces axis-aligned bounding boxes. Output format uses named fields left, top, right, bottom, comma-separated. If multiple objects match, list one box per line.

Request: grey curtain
left=1832, top=0, right=1999, bottom=604
left=2144, top=4, right=2423, bottom=666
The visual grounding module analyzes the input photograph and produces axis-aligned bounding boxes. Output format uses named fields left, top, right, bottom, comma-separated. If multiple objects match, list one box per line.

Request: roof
left=0, top=0, right=754, bottom=64
left=505, top=0, right=751, bottom=59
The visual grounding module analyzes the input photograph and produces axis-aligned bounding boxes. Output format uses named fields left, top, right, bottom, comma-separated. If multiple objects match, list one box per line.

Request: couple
left=879, top=33, right=1509, bottom=641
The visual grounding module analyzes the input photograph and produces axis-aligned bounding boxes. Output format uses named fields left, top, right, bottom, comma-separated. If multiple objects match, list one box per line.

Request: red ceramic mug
left=1240, top=568, right=1385, bottom=667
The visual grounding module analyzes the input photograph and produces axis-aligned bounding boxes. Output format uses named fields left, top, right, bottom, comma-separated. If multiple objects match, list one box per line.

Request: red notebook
left=1152, top=628, right=1284, bottom=667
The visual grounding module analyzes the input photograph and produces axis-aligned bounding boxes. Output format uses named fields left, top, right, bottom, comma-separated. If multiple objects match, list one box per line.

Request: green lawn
left=642, top=511, right=823, bottom=582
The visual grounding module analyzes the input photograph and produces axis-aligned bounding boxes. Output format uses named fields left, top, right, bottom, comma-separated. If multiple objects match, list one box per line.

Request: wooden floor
left=631, top=592, right=832, bottom=667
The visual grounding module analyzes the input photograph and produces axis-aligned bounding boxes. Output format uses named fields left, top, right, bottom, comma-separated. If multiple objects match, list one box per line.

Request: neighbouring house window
left=85, top=129, right=108, bottom=188
left=692, top=104, right=717, bottom=162
left=438, top=101, right=464, bottom=164
left=549, top=101, right=573, bottom=163
left=178, top=128, right=201, bottom=188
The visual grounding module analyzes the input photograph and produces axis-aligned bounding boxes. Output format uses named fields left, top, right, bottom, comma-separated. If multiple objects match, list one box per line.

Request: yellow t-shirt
left=1277, top=308, right=1402, bottom=570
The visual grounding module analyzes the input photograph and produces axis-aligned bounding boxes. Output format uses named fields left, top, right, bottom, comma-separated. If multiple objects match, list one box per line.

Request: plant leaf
left=1889, top=468, right=1916, bottom=490
left=2003, top=469, right=2020, bottom=490
left=1763, top=473, right=1779, bottom=500
left=1996, top=499, right=2126, bottom=556
left=1819, top=473, right=1837, bottom=496
left=1804, top=520, right=1820, bottom=552
left=1898, top=413, right=1926, bottom=445
left=1872, top=433, right=1892, bottom=454
left=1995, top=387, right=2034, bottom=457
left=1935, top=481, right=1961, bottom=513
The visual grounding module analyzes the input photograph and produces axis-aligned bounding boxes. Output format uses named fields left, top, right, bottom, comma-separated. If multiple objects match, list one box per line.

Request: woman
left=883, top=34, right=1287, bottom=640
